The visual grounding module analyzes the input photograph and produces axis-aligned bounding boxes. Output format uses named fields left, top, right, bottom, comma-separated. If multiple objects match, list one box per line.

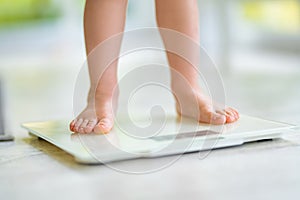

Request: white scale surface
left=22, top=115, right=294, bottom=164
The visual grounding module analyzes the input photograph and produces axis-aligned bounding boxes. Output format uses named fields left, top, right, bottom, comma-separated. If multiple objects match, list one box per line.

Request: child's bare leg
left=70, top=0, right=128, bottom=134
left=155, top=0, right=239, bottom=124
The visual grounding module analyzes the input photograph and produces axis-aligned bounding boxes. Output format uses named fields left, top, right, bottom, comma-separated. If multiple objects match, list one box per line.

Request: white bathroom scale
left=22, top=115, right=294, bottom=164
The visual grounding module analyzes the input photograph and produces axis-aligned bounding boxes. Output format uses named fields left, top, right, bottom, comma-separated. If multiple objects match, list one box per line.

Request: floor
left=0, top=60, right=300, bottom=200
left=1, top=1, right=300, bottom=198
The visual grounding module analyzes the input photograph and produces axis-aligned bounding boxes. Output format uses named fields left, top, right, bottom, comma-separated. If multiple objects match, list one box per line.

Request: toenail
left=100, top=123, right=108, bottom=128
left=100, top=120, right=110, bottom=127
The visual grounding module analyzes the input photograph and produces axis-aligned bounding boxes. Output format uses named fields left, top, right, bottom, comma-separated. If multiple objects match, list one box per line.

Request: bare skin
left=70, top=0, right=127, bottom=134
left=155, top=0, right=239, bottom=124
left=70, top=0, right=239, bottom=134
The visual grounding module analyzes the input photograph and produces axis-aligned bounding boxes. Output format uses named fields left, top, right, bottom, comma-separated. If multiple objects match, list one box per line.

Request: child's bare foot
left=173, top=85, right=239, bottom=125
left=70, top=89, right=118, bottom=134
left=70, top=0, right=127, bottom=134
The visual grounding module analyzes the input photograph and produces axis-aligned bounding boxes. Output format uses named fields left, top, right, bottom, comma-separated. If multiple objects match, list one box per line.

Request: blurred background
left=0, top=0, right=299, bottom=134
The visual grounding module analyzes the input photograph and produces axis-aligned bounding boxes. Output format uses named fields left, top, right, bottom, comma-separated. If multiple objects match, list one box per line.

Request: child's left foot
left=173, top=85, right=239, bottom=124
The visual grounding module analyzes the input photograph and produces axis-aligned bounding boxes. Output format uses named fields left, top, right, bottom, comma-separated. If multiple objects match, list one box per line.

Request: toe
left=225, top=108, right=238, bottom=123
left=78, top=119, right=89, bottom=134
left=70, top=119, right=77, bottom=132
left=199, top=110, right=226, bottom=125
left=229, top=107, right=239, bottom=119
left=84, top=119, right=97, bottom=133
left=73, top=118, right=83, bottom=132
left=94, top=118, right=113, bottom=134
left=210, top=112, right=226, bottom=124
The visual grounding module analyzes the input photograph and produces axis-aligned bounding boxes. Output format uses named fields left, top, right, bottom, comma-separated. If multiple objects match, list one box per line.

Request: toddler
left=70, top=0, right=239, bottom=134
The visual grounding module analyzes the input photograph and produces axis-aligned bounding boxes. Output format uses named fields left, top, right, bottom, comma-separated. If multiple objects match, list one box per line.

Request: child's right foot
left=70, top=92, right=116, bottom=134
left=70, top=58, right=119, bottom=134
